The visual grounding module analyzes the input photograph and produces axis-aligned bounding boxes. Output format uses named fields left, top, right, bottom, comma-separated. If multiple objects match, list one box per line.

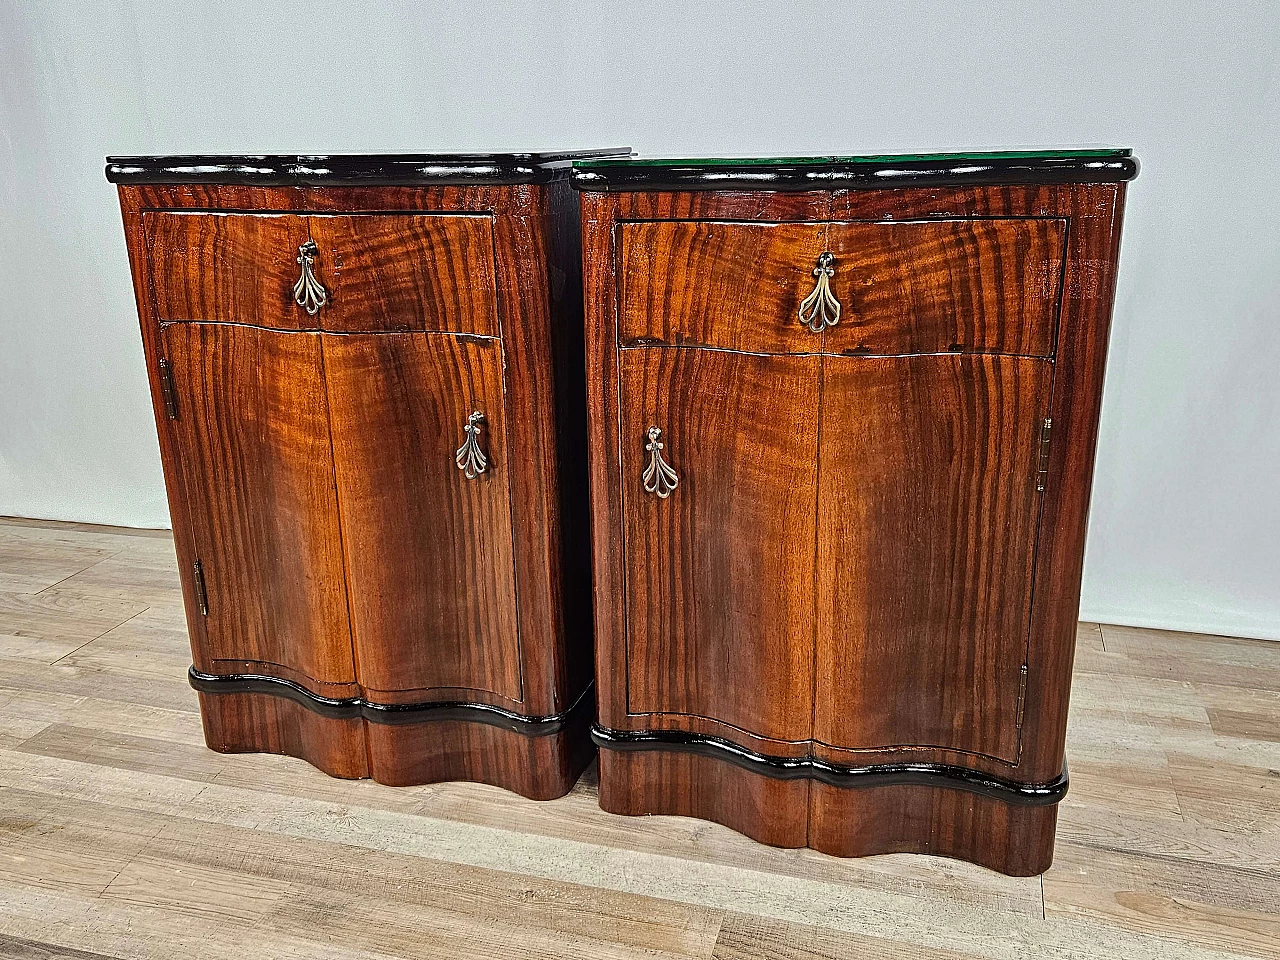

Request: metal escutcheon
left=642, top=426, right=678, bottom=498
left=293, top=240, right=329, bottom=316
left=798, top=251, right=841, bottom=333
left=456, top=411, right=488, bottom=479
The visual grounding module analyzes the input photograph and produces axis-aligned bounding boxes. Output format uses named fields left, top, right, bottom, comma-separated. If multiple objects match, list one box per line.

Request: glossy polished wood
left=112, top=155, right=610, bottom=798
left=823, top=218, right=1066, bottom=356
left=571, top=148, right=1137, bottom=191
left=618, top=348, right=820, bottom=741
left=308, top=214, right=498, bottom=333
left=147, top=212, right=310, bottom=330
left=815, top=354, right=1051, bottom=762
left=160, top=323, right=356, bottom=689
left=577, top=167, right=1134, bottom=874
left=107, top=148, right=631, bottom=186
left=324, top=332, right=521, bottom=702
left=619, top=218, right=1066, bottom=356
left=807, top=780, right=1060, bottom=876
left=618, top=221, right=825, bottom=353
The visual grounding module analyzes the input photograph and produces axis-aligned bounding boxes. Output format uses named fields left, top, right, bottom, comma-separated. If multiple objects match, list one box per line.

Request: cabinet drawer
left=617, top=218, right=1065, bottom=356
left=146, top=212, right=498, bottom=334
left=146, top=212, right=311, bottom=330
left=619, top=221, right=826, bottom=354
left=823, top=219, right=1066, bottom=357
left=309, top=214, right=498, bottom=334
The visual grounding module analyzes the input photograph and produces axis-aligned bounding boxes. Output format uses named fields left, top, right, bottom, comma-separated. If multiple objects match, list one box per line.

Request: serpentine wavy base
left=594, top=726, right=1064, bottom=876
left=191, top=668, right=595, bottom=800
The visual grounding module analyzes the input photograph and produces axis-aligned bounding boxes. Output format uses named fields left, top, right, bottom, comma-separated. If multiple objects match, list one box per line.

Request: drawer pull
left=456, top=411, right=489, bottom=479
left=798, top=252, right=841, bottom=333
left=293, top=240, right=329, bottom=315
left=642, top=426, right=679, bottom=499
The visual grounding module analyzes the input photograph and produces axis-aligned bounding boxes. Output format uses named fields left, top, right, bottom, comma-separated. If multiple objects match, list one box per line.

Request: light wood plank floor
left=0, top=516, right=1276, bottom=960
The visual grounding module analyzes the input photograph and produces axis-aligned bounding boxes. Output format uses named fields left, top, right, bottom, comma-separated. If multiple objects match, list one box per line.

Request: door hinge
left=192, top=560, right=208, bottom=616
left=1035, top=417, right=1053, bottom=492
left=1016, top=663, right=1029, bottom=727
left=158, top=359, right=179, bottom=420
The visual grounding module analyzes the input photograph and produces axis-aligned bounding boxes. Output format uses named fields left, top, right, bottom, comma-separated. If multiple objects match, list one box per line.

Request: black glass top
left=106, top=149, right=633, bottom=186
left=571, top=148, right=1137, bottom=192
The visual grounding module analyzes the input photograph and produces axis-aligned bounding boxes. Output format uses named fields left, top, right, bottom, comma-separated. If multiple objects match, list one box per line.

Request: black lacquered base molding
left=592, top=724, right=1068, bottom=806
left=188, top=667, right=593, bottom=737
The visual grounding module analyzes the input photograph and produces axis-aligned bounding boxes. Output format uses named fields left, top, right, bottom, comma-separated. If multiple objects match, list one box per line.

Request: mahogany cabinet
left=107, top=151, right=626, bottom=799
left=574, top=150, right=1138, bottom=874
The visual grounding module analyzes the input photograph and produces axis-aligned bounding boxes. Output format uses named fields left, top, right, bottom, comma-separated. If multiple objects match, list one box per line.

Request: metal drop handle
left=456, top=411, right=488, bottom=479
left=798, top=251, right=841, bottom=333
left=293, top=240, right=329, bottom=315
left=642, top=426, right=678, bottom=498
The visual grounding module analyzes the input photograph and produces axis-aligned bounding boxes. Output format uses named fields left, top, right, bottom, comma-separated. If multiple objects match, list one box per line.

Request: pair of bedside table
left=106, top=148, right=1137, bottom=875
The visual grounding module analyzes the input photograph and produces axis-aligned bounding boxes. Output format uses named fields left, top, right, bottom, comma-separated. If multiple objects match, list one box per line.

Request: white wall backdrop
left=1, top=0, right=1277, bottom=640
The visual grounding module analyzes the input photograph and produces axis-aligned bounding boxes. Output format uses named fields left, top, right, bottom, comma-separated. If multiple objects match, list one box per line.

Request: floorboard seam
left=49, top=606, right=152, bottom=667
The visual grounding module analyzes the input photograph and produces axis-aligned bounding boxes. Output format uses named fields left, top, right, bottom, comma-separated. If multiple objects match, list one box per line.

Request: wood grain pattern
left=197, top=690, right=369, bottom=780
left=160, top=323, right=356, bottom=688
left=486, top=182, right=578, bottom=717
left=597, top=745, right=810, bottom=849
left=807, top=780, right=1059, bottom=876
left=116, top=177, right=595, bottom=796
left=146, top=212, right=310, bottom=329
left=618, top=347, right=821, bottom=742
left=582, top=183, right=1132, bottom=872
left=823, top=218, right=1066, bottom=356
left=324, top=332, right=521, bottom=703
left=1016, top=190, right=1128, bottom=784
left=813, top=354, right=1051, bottom=762
left=617, top=216, right=1065, bottom=358
left=619, top=221, right=826, bottom=353
left=365, top=703, right=595, bottom=799
left=308, top=214, right=498, bottom=334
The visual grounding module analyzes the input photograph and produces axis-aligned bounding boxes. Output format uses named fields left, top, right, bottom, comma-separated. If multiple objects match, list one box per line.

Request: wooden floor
left=0, top=517, right=1276, bottom=959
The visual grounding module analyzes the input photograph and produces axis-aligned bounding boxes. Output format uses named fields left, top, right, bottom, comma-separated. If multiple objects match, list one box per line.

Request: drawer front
left=309, top=214, right=498, bottom=334
left=823, top=219, right=1066, bottom=357
left=147, top=212, right=311, bottom=329
left=146, top=212, right=498, bottom=334
left=618, top=221, right=826, bottom=354
left=617, top=218, right=1065, bottom=357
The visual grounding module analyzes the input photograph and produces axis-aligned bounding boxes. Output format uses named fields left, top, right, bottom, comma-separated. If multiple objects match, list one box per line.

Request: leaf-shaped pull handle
left=798, top=251, right=840, bottom=333
left=456, top=411, right=488, bottom=480
left=642, top=426, right=679, bottom=499
left=293, top=240, right=329, bottom=316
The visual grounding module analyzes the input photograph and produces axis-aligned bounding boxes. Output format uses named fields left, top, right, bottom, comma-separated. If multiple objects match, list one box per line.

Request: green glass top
left=575, top=148, right=1131, bottom=169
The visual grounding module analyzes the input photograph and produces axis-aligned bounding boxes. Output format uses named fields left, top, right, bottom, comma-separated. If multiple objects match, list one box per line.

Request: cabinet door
left=324, top=333, right=522, bottom=702
left=160, top=323, right=356, bottom=685
left=814, top=355, right=1051, bottom=762
left=619, top=348, right=821, bottom=742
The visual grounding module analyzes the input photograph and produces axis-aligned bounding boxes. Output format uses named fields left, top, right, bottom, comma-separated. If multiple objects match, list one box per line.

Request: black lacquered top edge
left=571, top=150, right=1138, bottom=192
left=106, top=149, right=633, bottom=186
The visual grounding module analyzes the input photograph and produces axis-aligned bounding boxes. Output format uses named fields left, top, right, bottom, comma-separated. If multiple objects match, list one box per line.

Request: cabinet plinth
left=110, top=151, right=627, bottom=798
left=574, top=151, right=1137, bottom=874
